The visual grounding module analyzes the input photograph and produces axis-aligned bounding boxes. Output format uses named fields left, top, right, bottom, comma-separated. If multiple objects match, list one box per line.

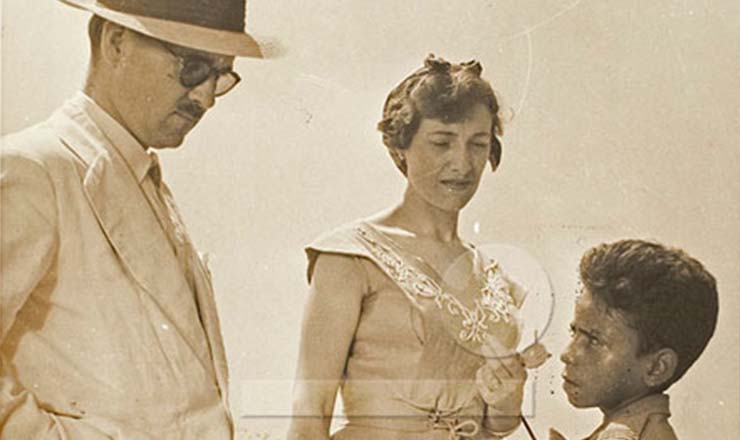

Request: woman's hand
left=477, top=339, right=550, bottom=436
left=476, top=338, right=528, bottom=416
left=476, top=339, right=551, bottom=419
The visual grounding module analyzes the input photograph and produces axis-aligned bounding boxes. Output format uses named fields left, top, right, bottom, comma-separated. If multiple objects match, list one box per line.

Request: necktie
left=147, top=153, right=196, bottom=293
left=143, top=154, right=217, bottom=377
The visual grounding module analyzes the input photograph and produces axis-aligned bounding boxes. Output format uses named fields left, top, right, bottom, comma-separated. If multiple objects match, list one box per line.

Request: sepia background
left=2, top=0, right=738, bottom=438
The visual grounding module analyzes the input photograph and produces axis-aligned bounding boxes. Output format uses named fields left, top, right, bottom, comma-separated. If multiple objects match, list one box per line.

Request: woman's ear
left=489, top=136, right=501, bottom=172
left=489, top=157, right=499, bottom=172
left=643, top=348, right=678, bottom=389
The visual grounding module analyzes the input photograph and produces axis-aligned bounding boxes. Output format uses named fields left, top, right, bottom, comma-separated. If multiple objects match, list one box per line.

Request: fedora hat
left=59, top=0, right=272, bottom=57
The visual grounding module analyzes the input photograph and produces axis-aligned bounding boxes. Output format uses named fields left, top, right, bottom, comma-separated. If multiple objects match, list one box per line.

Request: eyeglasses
left=156, top=39, right=241, bottom=97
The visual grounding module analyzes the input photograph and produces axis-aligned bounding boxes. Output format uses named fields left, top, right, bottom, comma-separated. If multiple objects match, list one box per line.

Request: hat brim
left=60, top=0, right=277, bottom=58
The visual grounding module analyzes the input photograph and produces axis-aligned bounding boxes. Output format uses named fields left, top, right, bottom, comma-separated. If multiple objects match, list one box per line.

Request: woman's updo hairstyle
left=377, top=54, right=503, bottom=175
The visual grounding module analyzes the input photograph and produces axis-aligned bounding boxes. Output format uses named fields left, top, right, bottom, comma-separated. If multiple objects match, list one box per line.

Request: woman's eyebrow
left=426, top=130, right=491, bottom=138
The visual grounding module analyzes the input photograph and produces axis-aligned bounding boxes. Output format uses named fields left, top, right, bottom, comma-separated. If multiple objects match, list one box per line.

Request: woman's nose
left=449, top=142, right=472, bottom=173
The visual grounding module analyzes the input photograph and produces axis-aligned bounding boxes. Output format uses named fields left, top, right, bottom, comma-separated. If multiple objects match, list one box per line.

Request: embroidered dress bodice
left=305, top=221, right=527, bottom=440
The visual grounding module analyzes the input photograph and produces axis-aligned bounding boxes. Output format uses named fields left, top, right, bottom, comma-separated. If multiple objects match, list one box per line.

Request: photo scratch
left=504, top=0, right=589, bottom=41
left=504, top=0, right=589, bottom=117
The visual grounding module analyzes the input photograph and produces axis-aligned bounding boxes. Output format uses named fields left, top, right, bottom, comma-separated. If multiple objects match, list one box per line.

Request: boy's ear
left=643, top=348, right=678, bottom=388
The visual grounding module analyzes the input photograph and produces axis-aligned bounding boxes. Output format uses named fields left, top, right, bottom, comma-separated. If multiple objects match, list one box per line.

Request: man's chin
left=155, top=142, right=185, bottom=150
left=150, top=135, right=187, bottom=150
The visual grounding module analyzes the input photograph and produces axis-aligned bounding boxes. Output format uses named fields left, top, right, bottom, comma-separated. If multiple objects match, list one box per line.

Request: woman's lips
left=440, top=179, right=473, bottom=191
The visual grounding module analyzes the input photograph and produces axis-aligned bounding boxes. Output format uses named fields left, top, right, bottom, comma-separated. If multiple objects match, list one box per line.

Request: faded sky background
left=2, top=0, right=739, bottom=438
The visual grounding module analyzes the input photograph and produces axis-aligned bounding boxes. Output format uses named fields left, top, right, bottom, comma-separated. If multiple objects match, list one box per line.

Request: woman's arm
left=477, top=341, right=551, bottom=437
left=474, top=335, right=529, bottom=437
left=478, top=355, right=526, bottom=437
left=287, top=253, right=367, bottom=440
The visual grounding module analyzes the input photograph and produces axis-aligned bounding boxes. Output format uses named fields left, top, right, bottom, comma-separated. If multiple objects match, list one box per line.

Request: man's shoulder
left=1, top=118, right=84, bottom=175
left=1, top=120, right=87, bottom=199
left=2, top=120, right=67, bottom=162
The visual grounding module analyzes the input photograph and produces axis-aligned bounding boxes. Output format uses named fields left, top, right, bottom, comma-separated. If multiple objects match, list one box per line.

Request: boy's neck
left=600, top=390, right=661, bottom=419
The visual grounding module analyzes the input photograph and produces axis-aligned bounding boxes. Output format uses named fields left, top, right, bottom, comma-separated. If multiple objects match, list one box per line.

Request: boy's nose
left=560, top=342, right=575, bottom=365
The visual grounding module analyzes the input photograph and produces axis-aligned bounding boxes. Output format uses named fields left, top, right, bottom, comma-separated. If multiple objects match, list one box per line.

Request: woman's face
left=403, top=103, right=493, bottom=213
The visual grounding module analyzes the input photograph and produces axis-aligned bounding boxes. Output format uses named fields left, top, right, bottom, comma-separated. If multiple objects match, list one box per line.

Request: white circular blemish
left=473, top=221, right=481, bottom=234
left=161, top=323, right=170, bottom=331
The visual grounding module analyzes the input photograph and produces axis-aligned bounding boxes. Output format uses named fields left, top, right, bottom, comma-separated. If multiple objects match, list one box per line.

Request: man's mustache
left=177, top=100, right=206, bottom=120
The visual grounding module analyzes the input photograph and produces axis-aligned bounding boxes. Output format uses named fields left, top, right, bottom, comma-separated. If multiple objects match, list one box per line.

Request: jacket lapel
left=48, top=101, right=216, bottom=377
left=190, top=253, right=232, bottom=414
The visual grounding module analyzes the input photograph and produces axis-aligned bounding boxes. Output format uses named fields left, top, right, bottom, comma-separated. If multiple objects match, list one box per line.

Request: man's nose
left=188, top=76, right=217, bottom=110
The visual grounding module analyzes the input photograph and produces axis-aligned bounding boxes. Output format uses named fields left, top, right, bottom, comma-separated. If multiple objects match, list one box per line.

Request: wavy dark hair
left=377, top=54, right=503, bottom=175
left=579, top=239, right=719, bottom=391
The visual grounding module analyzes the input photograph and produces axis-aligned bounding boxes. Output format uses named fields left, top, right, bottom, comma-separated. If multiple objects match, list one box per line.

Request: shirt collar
left=74, top=91, right=153, bottom=183
left=589, top=393, right=671, bottom=439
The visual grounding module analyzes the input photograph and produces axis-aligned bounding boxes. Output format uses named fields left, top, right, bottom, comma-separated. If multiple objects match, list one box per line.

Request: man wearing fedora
left=0, top=1, right=268, bottom=438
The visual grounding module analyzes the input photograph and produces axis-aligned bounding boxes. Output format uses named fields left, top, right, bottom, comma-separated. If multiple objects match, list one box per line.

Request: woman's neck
left=382, top=186, right=461, bottom=243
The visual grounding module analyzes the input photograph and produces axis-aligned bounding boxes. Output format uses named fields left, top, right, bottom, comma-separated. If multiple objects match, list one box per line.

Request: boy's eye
left=588, top=335, right=601, bottom=346
left=471, top=142, right=489, bottom=149
left=430, top=141, right=450, bottom=148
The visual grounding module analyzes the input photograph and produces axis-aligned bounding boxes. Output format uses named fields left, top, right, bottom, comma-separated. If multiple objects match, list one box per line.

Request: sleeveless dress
left=306, top=221, right=528, bottom=440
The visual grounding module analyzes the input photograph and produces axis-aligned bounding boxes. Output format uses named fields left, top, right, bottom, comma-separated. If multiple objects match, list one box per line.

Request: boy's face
left=560, top=288, right=652, bottom=413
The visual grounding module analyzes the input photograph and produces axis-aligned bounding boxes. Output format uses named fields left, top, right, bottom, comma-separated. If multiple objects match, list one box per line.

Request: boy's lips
left=561, top=373, right=578, bottom=387
left=561, top=374, right=579, bottom=398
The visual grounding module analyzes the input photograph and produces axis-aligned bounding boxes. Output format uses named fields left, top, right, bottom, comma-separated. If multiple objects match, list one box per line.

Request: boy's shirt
left=585, top=394, right=677, bottom=440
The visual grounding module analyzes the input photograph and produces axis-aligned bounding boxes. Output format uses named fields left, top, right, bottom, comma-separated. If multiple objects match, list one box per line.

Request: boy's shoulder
left=595, top=419, right=677, bottom=440
left=638, top=415, right=677, bottom=440
left=595, top=394, right=677, bottom=440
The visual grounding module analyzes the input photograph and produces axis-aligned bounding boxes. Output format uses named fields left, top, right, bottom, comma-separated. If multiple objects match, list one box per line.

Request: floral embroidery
left=356, top=225, right=516, bottom=344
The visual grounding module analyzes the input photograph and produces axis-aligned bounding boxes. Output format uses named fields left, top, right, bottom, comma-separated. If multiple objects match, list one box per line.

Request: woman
left=288, top=55, right=548, bottom=440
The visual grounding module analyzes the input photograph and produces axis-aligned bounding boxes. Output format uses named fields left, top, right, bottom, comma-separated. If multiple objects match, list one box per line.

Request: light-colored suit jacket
left=0, top=96, right=233, bottom=439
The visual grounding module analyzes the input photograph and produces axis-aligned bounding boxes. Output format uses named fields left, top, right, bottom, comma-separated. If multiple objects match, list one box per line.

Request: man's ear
left=99, top=21, right=128, bottom=66
left=643, top=348, right=678, bottom=389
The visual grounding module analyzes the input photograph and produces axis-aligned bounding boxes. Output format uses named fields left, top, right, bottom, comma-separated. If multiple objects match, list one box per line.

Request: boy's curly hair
left=580, top=239, right=719, bottom=390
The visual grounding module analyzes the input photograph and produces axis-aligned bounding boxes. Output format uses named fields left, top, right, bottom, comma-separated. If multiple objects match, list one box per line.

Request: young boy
left=557, top=239, right=719, bottom=439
